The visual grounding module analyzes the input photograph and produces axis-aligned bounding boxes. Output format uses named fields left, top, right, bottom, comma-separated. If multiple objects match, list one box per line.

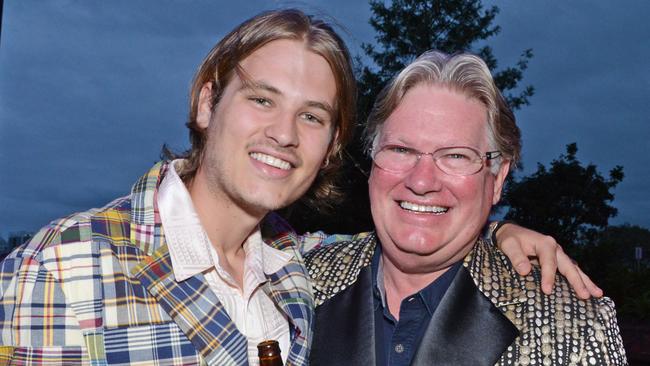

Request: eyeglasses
left=372, top=145, right=502, bottom=176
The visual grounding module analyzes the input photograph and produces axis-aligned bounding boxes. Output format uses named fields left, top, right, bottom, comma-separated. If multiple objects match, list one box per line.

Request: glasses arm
left=485, top=151, right=502, bottom=160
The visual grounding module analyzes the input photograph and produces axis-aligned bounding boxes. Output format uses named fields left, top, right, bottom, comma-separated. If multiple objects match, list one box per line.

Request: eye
left=300, top=112, right=324, bottom=125
left=386, top=145, right=413, bottom=155
left=249, top=97, right=272, bottom=107
left=445, top=152, right=472, bottom=160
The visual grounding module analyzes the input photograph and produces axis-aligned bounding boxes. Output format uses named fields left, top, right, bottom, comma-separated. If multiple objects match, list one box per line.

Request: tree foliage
left=286, top=0, right=535, bottom=234
left=357, top=0, right=534, bottom=124
left=502, top=143, right=624, bottom=253
left=580, top=225, right=650, bottom=319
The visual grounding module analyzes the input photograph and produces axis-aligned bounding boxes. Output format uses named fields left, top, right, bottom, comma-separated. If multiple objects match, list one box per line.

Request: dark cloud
left=1, top=1, right=647, bottom=237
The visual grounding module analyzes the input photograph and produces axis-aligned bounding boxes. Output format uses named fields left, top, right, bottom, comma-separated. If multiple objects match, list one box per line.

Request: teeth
left=400, top=201, right=448, bottom=214
left=250, top=152, right=291, bottom=170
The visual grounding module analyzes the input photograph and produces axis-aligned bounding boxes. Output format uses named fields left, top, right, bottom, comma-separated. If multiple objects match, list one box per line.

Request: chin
left=380, top=234, right=433, bottom=261
left=251, top=196, right=291, bottom=212
left=396, top=228, right=443, bottom=254
left=383, top=246, right=443, bottom=274
left=230, top=189, right=287, bottom=215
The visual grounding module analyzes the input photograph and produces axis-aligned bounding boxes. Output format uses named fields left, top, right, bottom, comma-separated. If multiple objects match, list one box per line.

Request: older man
left=306, top=51, right=626, bottom=365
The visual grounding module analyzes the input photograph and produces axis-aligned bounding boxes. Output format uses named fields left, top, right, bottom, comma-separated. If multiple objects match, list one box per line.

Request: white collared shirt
left=157, top=160, right=292, bottom=365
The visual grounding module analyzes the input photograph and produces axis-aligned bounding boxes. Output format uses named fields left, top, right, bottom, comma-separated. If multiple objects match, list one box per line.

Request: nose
left=265, top=111, right=299, bottom=147
left=404, top=155, right=443, bottom=195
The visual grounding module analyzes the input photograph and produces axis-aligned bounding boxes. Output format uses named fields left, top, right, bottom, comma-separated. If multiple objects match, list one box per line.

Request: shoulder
left=300, top=231, right=373, bottom=253
left=3, top=196, right=131, bottom=266
left=467, top=238, right=622, bottom=321
left=466, top=240, right=626, bottom=364
left=304, top=233, right=377, bottom=305
left=260, top=212, right=305, bottom=266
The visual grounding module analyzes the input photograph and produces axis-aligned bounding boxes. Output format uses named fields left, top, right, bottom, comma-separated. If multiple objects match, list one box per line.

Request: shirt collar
left=371, top=244, right=387, bottom=310
left=371, top=243, right=462, bottom=315
left=157, top=160, right=291, bottom=282
left=241, top=229, right=294, bottom=287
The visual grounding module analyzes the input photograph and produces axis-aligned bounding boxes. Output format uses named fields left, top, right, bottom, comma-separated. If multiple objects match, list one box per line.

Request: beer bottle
left=257, top=340, right=283, bottom=366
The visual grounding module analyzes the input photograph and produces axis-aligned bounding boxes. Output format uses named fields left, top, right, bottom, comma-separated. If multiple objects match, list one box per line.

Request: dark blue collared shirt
left=372, top=246, right=461, bottom=366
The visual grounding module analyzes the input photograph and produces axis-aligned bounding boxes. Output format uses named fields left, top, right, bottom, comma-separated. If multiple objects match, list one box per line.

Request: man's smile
left=249, top=152, right=292, bottom=170
left=399, top=201, right=449, bottom=214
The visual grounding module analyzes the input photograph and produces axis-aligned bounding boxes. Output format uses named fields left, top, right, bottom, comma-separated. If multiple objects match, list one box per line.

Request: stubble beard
left=201, top=148, right=283, bottom=219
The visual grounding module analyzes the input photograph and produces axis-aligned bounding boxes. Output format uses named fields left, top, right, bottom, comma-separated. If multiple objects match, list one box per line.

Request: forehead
left=240, top=39, right=335, bottom=87
left=233, top=39, right=338, bottom=117
left=380, top=84, right=488, bottom=148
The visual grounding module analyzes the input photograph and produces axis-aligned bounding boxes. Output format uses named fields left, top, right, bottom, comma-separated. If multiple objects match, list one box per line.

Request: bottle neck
left=257, top=339, right=283, bottom=366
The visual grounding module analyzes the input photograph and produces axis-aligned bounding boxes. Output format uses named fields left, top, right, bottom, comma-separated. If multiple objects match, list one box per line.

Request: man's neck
left=380, top=254, right=452, bottom=321
left=378, top=233, right=481, bottom=320
left=186, top=171, right=267, bottom=288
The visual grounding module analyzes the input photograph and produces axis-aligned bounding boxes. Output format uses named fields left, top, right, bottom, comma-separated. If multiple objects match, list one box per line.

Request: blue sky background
left=1, top=0, right=649, bottom=237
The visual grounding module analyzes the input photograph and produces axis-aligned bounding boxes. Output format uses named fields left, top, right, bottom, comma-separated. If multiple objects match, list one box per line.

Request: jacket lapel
left=310, top=265, right=376, bottom=366
left=132, top=245, right=249, bottom=366
left=262, top=259, right=313, bottom=365
left=128, top=162, right=248, bottom=364
left=411, top=266, right=519, bottom=366
left=128, top=161, right=168, bottom=258
left=260, top=215, right=314, bottom=365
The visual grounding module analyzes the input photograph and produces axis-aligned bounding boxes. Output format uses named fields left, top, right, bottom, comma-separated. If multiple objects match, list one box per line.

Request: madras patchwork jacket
left=306, top=233, right=628, bottom=366
left=0, top=162, right=314, bottom=365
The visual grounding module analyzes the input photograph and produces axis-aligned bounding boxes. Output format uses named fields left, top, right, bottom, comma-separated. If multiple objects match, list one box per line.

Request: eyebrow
left=379, top=134, right=410, bottom=146
left=241, top=81, right=335, bottom=119
left=240, top=81, right=281, bottom=95
left=306, top=101, right=335, bottom=118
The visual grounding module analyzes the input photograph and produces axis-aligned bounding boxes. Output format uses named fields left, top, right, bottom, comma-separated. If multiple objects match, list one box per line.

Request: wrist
left=487, top=220, right=515, bottom=245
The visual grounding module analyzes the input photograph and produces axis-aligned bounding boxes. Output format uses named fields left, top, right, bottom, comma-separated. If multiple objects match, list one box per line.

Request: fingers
left=537, top=244, right=602, bottom=299
left=578, top=266, right=603, bottom=298
left=555, top=246, right=591, bottom=299
left=499, top=238, right=532, bottom=276
left=537, top=242, right=559, bottom=295
left=493, top=223, right=601, bottom=298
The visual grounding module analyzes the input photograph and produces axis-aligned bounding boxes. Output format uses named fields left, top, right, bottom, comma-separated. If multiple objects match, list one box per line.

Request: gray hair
left=365, top=50, right=521, bottom=173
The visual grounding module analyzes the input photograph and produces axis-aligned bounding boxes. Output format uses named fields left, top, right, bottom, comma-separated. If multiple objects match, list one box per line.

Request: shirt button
left=394, top=344, right=404, bottom=353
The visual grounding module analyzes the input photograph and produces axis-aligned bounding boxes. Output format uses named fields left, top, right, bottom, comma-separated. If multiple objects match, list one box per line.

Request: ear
left=491, top=160, right=511, bottom=205
left=324, top=128, right=340, bottom=168
left=320, top=128, right=342, bottom=169
left=196, top=82, right=214, bottom=129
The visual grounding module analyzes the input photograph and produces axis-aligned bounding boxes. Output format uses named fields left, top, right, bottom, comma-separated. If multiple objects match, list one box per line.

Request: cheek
left=453, top=175, right=495, bottom=216
left=220, top=105, right=261, bottom=136
left=478, top=174, right=496, bottom=203
left=369, top=169, right=402, bottom=216
left=368, top=169, right=390, bottom=203
left=301, top=131, right=333, bottom=167
left=451, top=175, right=485, bottom=199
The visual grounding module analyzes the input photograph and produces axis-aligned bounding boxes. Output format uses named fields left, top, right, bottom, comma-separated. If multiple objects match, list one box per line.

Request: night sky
left=1, top=1, right=649, bottom=237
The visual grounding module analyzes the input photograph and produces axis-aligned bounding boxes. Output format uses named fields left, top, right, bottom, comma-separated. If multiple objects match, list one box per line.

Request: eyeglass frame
left=370, top=145, right=503, bottom=176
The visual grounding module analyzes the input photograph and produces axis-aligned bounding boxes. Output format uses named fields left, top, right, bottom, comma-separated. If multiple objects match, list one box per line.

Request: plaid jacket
left=0, top=162, right=314, bottom=365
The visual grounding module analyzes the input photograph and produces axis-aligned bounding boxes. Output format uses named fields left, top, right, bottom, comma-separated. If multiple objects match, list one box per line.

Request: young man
left=0, top=9, right=598, bottom=366
left=0, top=10, right=355, bottom=365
